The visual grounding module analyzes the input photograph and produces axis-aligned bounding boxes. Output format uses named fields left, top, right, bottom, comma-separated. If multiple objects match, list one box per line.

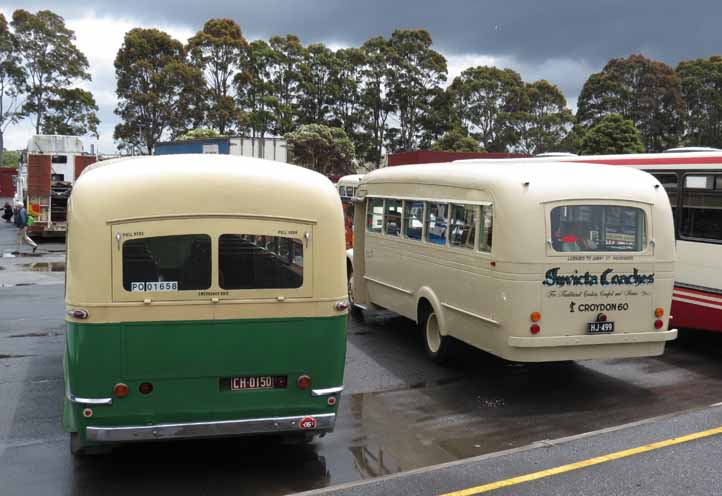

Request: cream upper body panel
left=66, top=154, right=346, bottom=307
left=357, top=161, right=676, bottom=265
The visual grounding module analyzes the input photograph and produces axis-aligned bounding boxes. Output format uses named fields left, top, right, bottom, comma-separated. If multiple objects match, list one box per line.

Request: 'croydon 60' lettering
left=543, top=267, right=654, bottom=287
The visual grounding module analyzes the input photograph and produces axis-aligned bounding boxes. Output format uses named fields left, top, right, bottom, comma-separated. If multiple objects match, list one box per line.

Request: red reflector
left=113, top=383, right=129, bottom=398
left=327, top=396, right=337, bottom=406
left=139, top=382, right=153, bottom=395
left=530, top=324, right=540, bottom=334
left=654, top=319, right=664, bottom=329
left=297, top=375, right=311, bottom=390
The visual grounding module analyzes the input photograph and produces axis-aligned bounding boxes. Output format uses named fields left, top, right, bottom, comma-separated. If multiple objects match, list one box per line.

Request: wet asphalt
left=2, top=220, right=722, bottom=495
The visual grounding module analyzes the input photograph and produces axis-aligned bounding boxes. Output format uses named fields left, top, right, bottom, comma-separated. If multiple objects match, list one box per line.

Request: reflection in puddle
left=24, top=262, right=65, bottom=272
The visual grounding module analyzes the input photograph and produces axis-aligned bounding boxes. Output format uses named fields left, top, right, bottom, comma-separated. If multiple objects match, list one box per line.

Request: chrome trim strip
left=86, top=413, right=336, bottom=443
left=311, top=386, right=344, bottom=397
left=66, top=392, right=113, bottom=406
left=441, top=302, right=500, bottom=326
left=363, top=276, right=413, bottom=295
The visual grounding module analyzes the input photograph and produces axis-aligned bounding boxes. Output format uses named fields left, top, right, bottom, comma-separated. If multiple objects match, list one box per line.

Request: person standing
left=14, top=201, right=37, bottom=253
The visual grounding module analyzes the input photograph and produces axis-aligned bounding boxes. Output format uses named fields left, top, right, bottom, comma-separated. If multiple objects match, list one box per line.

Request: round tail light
left=327, top=396, right=337, bottom=406
left=530, top=324, right=540, bottom=334
left=654, top=319, right=664, bottom=329
left=139, top=382, right=154, bottom=395
left=297, top=375, right=312, bottom=390
left=113, top=383, right=129, bottom=398
left=596, top=313, right=607, bottom=322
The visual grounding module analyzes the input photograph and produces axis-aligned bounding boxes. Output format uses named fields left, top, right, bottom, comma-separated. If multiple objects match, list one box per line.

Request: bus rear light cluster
left=530, top=324, right=540, bottom=334
left=655, top=307, right=665, bottom=318
left=530, top=312, right=541, bottom=322
left=113, top=383, right=129, bottom=398
left=297, top=375, right=312, bottom=390
left=654, top=319, right=664, bottom=330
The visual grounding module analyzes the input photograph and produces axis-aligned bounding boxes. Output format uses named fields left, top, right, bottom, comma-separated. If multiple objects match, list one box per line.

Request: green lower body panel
left=63, top=315, right=347, bottom=447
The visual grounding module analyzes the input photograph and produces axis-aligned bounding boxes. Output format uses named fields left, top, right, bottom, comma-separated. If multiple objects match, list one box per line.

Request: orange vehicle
left=336, top=174, right=364, bottom=249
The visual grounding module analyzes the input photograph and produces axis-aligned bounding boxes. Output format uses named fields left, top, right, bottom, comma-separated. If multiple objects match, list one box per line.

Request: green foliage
left=386, top=29, right=447, bottom=152
left=298, top=43, right=338, bottom=125
left=431, top=128, right=483, bottom=152
left=177, top=128, right=223, bottom=140
left=12, top=10, right=95, bottom=135
left=235, top=39, right=276, bottom=139
left=286, top=124, right=355, bottom=175
left=515, top=80, right=573, bottom=155
left=558, top=124, right=588, bottom=154
left=577, top=54, right=685, bottom=152
left=0, top=13, right=24, bottom=164
left=113, top=28, right=195, bottom=154
left=42, top=87, right=99, bottom=137
left=676, top=56, right=722, bottom=148
left=448, top=66, right=526, bottom=152
left=1, top=149, right=20, bottom=167
left=188, top=19, right=247, bottom=134
left=359, top=36, right=395, bottom=168
left=579, top=114, right=645, bottom=155
left=268, top=35, right=304, bottom=136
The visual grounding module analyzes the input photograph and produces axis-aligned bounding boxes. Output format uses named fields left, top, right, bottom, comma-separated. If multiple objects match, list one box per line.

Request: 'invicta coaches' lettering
left=543, top=267, right=654, bottom=288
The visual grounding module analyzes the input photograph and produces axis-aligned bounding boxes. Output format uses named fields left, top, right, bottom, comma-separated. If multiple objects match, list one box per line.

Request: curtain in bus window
left=425, top=202, right=448, bottom=245
left=367, top=198, right=383, bottom=233
left=123, top=234, right=211, bottom=291
left=403, top=201, right=424, bottom=240
left=384, top=199, right=402, bottom=236
left=480, top=205, right=493, bottom=252
left=219, top=234, right=303, bottom=289
left=680, top=188, right=722, bottom=241
left=449, top=204, right=477, bottom=249
left=550, top=205, right=646, bottom=252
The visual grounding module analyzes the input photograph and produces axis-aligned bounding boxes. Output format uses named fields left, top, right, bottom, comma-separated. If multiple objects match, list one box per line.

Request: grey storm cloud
left=5, top=0, right=722, bottom=65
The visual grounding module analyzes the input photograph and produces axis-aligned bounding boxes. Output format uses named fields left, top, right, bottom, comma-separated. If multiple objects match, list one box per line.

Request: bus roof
left=456, top=151, right=722, bottom=168
left=336, top=174, right=364, bottom=185
left=72, top=154, right=340, bottom=223
left=360, top=161, right=661, bottom=204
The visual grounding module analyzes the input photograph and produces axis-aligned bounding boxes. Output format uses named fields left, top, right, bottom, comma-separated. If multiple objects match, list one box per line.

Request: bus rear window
left=219, top=234, right=303, bottom=289
left=551, top=205, right=646, bottom=252
left=123, top=234, right=211, bottom=291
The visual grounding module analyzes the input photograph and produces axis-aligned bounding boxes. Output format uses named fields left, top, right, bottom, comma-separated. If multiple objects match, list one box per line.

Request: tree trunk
left=0, top=130, right=4, bottom=167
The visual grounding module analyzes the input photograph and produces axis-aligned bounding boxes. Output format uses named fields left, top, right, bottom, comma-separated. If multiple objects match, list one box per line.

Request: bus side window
left=403, top=200, right=424, bottom=240
left=367, top=198, right=383, bottom=233
left=384, top=199, right=402, bottom=236
left=680, top=174, right=722, bottom=242
left=480, top=205, right=493, bottom=252
left=425, top=202, right=448, bottom=245
left=449, top=204, right=477, bottom=249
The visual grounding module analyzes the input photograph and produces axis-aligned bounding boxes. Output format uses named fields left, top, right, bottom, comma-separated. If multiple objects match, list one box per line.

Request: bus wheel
left=421, top=309, right=451, bottom=364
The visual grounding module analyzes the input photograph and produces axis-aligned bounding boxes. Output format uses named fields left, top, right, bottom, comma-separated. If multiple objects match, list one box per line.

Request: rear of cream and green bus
left=495, top=176, right=677, bottom=362
left=63, top=159, right=348, bottom=454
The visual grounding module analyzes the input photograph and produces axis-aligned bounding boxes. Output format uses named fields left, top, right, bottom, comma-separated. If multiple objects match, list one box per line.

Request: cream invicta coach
left=63, top=155, right=348, bottom=454
left=349, top=161, right=678, bottom=363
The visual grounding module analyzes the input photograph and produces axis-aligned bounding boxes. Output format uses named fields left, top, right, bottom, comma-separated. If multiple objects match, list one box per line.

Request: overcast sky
left=2, top=0, right=721, bottom=154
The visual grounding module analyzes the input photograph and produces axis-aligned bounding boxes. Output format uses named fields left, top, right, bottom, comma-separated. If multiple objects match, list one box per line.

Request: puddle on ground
left=24, top=262, right=65, bottom=272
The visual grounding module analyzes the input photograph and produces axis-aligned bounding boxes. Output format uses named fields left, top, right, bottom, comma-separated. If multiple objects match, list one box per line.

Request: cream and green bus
left=350, top=161, right=678, bottom=363
left=64, top=154, right=348, bottom=454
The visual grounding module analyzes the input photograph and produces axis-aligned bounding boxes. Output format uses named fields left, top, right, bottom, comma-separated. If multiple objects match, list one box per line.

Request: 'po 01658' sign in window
left=122, top=234, right=211, bottom=292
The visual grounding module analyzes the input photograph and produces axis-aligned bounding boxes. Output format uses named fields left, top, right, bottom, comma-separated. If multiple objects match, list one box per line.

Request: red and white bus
left=529, top=149, right=722, bottom=333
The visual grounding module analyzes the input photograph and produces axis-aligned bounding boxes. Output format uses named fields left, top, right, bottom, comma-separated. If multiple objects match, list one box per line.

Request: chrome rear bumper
left=508, top=328, right=677, bottom=348
left=86, top=413, right=336, bottom=443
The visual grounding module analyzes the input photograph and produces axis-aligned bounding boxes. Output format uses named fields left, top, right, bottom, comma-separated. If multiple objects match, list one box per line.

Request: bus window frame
left=364, top=195, right=493, bottom=257
left=543, top=200, right=653, bottom=258
left=110, top=217, right=315, bottom=302
left=678, top=171, right=722, bottom=245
